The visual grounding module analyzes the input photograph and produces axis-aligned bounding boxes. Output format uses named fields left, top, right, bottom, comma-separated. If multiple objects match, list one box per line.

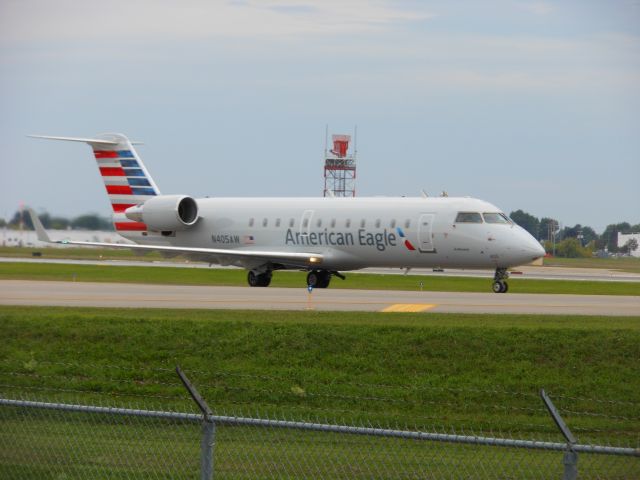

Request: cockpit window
left=483, top=212, right=511, bottom=224
left=455, top=212, right=483, bottom=223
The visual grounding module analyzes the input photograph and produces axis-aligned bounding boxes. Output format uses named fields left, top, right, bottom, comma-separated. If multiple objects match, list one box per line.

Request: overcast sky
left=1, top=0, right=638, bottom=232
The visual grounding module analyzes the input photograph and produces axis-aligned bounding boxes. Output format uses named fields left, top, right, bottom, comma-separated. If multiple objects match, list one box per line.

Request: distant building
left=618, top=232, right=640, bottom=257
left=0, top=228, right=131, bottom=248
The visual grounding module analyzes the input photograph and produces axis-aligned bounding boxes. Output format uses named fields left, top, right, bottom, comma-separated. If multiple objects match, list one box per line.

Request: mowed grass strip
left=1, top=306, right=638, bottom=478
left=1, top=306, right=638, bottom=436
left=1, top=262, right=639, bottom=295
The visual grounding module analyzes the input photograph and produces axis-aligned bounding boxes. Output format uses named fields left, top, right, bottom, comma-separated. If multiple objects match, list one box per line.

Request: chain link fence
left=1, top=373, right=639, bottom=479
left=1, top=361, right=639, bottom=479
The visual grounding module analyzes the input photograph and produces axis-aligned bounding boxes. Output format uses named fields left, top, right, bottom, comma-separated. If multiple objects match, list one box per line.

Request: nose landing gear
left=492, top=268, right=509, bottom=293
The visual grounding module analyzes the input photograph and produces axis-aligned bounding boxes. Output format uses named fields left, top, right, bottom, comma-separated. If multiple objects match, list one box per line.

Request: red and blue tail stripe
left=93, top=142, right=161, bottom=233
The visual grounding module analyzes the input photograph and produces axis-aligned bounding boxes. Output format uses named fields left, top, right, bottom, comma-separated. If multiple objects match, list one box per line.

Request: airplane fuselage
left=123, top=196, right=544, bottom=272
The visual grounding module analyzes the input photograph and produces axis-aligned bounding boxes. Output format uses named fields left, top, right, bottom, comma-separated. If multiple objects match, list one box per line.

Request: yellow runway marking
left=382, top=303, right=436, bottom=312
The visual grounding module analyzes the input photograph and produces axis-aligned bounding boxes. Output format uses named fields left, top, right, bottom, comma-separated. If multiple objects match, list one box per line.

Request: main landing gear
left=247, top=270, right=272, bottom=287
left=492, top=268, right=509, bottom=293
left=306, top=270, right=345, bottom=289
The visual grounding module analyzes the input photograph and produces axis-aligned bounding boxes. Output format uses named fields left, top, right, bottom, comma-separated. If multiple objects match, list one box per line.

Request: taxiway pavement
left=1, top=280, right=639, bottom=316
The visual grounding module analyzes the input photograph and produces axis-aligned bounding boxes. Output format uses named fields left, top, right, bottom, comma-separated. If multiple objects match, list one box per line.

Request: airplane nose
left=523, top=234, right=545, bottom=259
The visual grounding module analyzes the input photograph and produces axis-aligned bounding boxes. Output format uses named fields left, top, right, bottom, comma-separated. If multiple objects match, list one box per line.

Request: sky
left=1, top=0, right=638, bottom=233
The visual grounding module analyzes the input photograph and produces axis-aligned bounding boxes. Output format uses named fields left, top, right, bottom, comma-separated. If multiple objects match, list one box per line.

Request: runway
left=1, top=280, right=639, bottom=316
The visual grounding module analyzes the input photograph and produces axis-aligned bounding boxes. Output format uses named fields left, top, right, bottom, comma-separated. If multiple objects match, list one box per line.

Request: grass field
left=1, top=306, right=638, bottom=434
left=1, top=306, right=638, bottom=478
left=542, top=256, right=640, bottom=274
left=1, top=261, right=640, bottom=296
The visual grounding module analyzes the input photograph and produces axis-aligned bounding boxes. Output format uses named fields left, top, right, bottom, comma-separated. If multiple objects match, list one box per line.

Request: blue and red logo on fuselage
left=396, top=227, right=416, bottom=251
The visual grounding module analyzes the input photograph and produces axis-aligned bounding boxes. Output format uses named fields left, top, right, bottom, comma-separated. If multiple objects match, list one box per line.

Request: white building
left=618, top=232, right=640, bottom=257
left=0, top=228, right=131, bottom=248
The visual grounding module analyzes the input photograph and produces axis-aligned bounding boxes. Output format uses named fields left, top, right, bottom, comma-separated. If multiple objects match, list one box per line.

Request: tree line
left=509, top=210, right=639, bottom=258
left=1, top=210, right=113, bottom=231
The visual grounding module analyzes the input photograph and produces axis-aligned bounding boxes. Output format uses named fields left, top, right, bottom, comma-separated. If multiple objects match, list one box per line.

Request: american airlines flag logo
left=94, top=149, right=158, bottom=232
left=243, top=235, right=255, bottom=245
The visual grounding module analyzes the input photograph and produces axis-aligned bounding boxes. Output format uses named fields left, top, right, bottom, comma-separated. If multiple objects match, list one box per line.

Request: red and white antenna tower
left=323, top=127, right=357, bottom=197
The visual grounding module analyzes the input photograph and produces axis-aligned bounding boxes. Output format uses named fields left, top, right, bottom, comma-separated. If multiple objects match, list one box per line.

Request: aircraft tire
left=308, top=270, right=331, bottom=289
left=501, top=281, right=509, bottom=293
left=307, top=271, right=320, bottom=288
left=248, top=270, right=272, bottom=287
left=492, top=281, right=504, bottom=294
left=317, top=271, right=331, bottom=288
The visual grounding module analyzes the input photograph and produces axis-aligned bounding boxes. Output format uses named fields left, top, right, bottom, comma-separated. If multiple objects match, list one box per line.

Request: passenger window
left=346, top=219, right=351, bottom=228
left=404, top=220, right=410, bottom=229
left=316, top=218, right=322, bottom=228
left=249, top=218, right=254, bottom=227
left=330, top=218, right=336, bottom=228
left=262, top=218, right=268, bottom=227
left=360, top=219, right=366, bottom=228
left=275, top=218, right=281, bottom=227
left=390, top=219, right=396, bottom=228
left=302, top=218, right=308, bottom=228
left=375, top=219, right=381, bottom=228
left=289, top=218, right=294, bottom=228
left=455, top=212, right=483, bottom=223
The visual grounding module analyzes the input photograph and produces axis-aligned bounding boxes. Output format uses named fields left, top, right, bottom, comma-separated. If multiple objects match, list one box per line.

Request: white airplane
left=28, top=133, right=545, bottom=293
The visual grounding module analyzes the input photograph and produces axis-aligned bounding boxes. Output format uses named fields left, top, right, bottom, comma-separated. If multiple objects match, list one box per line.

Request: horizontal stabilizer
left=28, top=135, right=143, bottom=146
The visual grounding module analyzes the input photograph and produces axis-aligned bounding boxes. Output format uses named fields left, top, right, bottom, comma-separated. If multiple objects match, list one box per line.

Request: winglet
left=26, top=208, right=52, bottom=243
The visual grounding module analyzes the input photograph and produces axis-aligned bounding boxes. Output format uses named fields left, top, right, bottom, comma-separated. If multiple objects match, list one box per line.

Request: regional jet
left=28, top=133, right=545, bottom=293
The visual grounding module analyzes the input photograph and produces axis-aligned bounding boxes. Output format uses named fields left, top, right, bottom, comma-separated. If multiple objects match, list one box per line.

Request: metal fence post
left=176, top=365, right=216, bottom=480
left=540, top=389, right=578, bottom=480
left=562, top=449, right=578, bottom=480
left=201, top=418, right=216, bottom=480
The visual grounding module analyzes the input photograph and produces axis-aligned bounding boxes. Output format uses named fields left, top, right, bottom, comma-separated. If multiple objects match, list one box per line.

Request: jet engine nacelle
left=124, top=195, right=199, bottom=231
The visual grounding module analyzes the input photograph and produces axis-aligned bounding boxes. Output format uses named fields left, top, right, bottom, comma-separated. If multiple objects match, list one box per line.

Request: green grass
left=543, top=256, right=640, bottom=273
left=1, top=306, right=638, bottom=478
left=1, top=306, right=638, bottom=430
left=1, top=262, right=639, bottom=295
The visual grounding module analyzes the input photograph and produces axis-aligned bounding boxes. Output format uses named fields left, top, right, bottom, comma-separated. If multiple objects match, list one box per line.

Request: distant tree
left=539, top=217, right=559, bottom=242
left=0, top=218, right=6, bottom=228
left=599, top=223, right=632, bottom=252
left=8, top=210, right=34, bottom=230
left=509, top=210, right=540, bottom=239
left=559, top=224, right=598, bottom=246
left=555, top=238, right=592, bottom=258
left=71, top=214, right=112, bottom=231
left=50, top=216, right=70, bottom=230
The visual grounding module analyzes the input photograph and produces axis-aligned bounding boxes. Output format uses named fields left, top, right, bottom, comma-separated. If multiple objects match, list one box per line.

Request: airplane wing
left=26, top=208, right=323, bottom=269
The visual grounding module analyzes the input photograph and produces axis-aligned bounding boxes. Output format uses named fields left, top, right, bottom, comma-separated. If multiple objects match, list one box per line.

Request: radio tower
left=323, top=129, right=357, bottom=197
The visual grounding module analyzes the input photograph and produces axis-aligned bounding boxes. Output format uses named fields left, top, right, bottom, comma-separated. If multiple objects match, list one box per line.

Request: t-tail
left=29, top=133, right=160, bottom=237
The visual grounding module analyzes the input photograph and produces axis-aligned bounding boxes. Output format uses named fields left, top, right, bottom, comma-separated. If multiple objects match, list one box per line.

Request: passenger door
left=418, top=213, right=436, bottom=252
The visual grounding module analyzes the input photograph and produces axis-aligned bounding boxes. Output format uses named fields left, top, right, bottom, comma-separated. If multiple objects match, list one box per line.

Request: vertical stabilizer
left=29, top=133, right=160, bottom=235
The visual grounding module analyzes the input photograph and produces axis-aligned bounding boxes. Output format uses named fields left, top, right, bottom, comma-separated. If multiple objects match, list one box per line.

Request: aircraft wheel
left=307, top=270, right=332, bottom=288
left=307, top=270, right=320, bottom=288
left=248, top=270, right=272, bottom=287
left=316, top=271, right=331, bottom=289
left=501, top=281, right=509, bottom=293
left=492, top=281, right=505, bottom=293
